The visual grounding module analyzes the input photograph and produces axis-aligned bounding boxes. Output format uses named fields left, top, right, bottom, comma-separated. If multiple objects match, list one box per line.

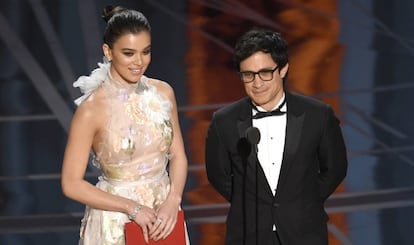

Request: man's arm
left=318, top=106, right=348, bottom=201
left=205, top=117, right=233, bottom=202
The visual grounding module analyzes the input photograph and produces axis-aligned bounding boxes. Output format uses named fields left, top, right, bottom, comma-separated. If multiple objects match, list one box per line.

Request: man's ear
left=102, top=44, right=112, bottom=61
left=280, top=63, right=289, bottom=79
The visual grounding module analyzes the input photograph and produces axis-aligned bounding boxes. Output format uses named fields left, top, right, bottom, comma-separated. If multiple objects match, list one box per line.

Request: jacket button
left=273, top=202, right=279, bottom=207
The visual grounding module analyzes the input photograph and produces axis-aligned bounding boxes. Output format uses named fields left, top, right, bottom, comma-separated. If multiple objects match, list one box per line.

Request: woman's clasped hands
left=134, top=204, right=178, bottom=243
left=150, top=203, right=178, bottom=242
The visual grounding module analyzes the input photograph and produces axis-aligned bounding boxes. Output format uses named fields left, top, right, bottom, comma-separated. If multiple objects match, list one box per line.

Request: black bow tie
left=252, top=98, right=286, bottom=119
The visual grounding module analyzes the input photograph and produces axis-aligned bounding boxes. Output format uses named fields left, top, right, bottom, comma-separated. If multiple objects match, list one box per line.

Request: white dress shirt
left=252, top=94, right=287, bottom=196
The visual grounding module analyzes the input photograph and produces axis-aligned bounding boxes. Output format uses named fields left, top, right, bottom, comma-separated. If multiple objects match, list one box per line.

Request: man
left=205, top=28, right=348, bottom=245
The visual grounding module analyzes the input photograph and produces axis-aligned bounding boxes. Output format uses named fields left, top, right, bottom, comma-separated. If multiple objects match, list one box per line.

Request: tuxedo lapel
left=276, top=93, right=305, bottom=197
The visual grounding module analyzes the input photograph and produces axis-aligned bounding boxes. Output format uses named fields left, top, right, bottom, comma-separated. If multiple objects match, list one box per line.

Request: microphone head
left=245, top=127, right=261, bottom=145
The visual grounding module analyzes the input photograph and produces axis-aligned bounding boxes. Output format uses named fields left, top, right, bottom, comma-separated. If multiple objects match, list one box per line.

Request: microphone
left=245, top=126, right=261, bottom=152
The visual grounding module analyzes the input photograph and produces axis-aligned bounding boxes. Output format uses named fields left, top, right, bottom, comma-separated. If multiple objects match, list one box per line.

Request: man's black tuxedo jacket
left=205, top=92, right=347, bottom=245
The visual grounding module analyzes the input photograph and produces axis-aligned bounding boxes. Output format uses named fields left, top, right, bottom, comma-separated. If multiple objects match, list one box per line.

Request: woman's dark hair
left=102, top=5, right=151, bottom=48
left=233, top=28, right=288, bottom=71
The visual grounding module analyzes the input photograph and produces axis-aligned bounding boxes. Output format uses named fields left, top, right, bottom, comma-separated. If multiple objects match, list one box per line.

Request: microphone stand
left=253, top=141, right=259, bottom=245
left=245, top=127, right=261, bottom=245
left=237, top=137, right=251, bottom=245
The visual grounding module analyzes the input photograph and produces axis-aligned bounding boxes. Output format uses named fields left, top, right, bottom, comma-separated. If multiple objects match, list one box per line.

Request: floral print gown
left=74, top=63, right=187, bottom=245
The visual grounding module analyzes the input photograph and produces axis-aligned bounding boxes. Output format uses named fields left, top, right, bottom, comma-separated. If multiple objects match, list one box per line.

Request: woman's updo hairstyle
left=102, top=5, right=151, bottom=48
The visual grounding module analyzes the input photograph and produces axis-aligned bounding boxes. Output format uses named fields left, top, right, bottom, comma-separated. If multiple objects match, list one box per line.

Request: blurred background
left=1, top=0, right=414, bottom=244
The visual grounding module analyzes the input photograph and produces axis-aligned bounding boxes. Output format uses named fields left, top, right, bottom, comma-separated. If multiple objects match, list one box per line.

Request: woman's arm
left=151, top=81, right=188, bottom=240
left=61, top=101, right=157, bottom=236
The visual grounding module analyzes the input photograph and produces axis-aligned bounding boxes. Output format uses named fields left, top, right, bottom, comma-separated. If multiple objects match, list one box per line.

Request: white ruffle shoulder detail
left=73, top=62, right=110, bottom=105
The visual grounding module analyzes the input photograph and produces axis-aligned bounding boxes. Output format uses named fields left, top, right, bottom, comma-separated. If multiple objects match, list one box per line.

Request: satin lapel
left=276, top=94, right=305, bottom=197
left=237, top=119, right=251, bottom=141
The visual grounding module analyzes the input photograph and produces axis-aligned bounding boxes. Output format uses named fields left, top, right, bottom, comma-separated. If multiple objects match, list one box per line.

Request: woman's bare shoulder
left=146, top=77, right=174, bottom=99
left=73, top=87, right=106, bottom=126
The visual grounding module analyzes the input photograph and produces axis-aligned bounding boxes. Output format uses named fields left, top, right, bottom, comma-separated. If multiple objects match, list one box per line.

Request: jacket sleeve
left=318, top=105, right=348, bottom=201
left=205, top=115, right=233, bottom=202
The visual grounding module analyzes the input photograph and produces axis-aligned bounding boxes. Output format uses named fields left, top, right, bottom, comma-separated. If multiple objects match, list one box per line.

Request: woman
left=61, top=6, right=189, bottom=244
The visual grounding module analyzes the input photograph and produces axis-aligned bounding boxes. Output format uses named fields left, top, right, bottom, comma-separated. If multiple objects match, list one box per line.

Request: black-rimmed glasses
left=238, top=66, right=279, bottom=83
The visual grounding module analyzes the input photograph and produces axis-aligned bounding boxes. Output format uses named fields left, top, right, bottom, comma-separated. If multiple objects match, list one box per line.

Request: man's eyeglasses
left=238, top=66, right=279, bottom=83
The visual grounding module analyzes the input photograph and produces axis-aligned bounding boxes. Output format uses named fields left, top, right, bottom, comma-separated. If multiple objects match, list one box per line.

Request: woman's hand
left=133, top=205, right=157, bottom=243
left=149, top=202, right=179, bottom=241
